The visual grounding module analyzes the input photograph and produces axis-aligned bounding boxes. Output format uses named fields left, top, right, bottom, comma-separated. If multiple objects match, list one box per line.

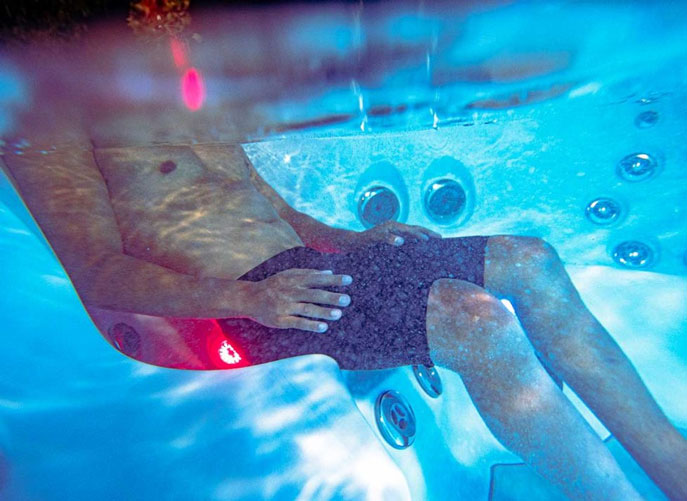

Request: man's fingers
left=291, top=302, right=343, bottom=321
left=386, top=222, right=442, bottom=241
left=279, top=315, right=329, bottom=333
left=296, top=272, right=353, bottom=287
left=396, top=225, right=431, bottom=240
left=384, top=232, right=405, bottom=246
left=413, top=225, right=442, bottom=238
left=277, top=268, right=351, bottom=286
left=280, top=268, right=334, bottom=276
left=297, top=289, right=351, bottom=307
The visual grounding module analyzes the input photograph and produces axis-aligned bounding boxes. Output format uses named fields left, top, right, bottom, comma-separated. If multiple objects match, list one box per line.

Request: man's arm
left=3, top=148, right=252, bottom=318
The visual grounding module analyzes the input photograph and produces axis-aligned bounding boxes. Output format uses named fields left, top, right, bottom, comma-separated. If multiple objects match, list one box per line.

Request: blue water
left=1, top=1, right=686, bottom=499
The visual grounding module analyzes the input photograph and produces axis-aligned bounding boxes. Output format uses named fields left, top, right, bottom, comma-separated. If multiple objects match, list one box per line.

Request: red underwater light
left=181, top=67, right=205, bottom=111
left=205, top=320, right=250, bottom=369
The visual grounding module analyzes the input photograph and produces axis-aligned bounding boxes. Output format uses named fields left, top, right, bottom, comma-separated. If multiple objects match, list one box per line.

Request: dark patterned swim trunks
left=219, top=236, right=489, bottom=370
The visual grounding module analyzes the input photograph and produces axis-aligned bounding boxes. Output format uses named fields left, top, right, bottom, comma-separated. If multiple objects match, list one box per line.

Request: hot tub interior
left=0, top=1, right=686, bottom=500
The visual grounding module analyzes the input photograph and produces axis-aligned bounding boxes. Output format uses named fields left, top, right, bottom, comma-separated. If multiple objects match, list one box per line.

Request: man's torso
left=93, top=143, right=303, bottom=278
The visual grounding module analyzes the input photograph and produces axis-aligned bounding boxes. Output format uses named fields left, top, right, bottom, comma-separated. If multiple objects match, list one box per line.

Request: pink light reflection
left=181, top=67, right=205, bottom=111
left=170, top=38, right=189, bottom=68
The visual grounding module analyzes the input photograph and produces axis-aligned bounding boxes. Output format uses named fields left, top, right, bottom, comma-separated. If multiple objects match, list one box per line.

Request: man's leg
left=483, top=235, right=687, bottom=500
left=425, top=279, right=640, bottom=500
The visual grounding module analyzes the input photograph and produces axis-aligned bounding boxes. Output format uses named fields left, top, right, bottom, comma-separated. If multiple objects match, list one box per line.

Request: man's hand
left=340, top=221, right=442, bottom=251
left=242, top=268, right=352, bottom=333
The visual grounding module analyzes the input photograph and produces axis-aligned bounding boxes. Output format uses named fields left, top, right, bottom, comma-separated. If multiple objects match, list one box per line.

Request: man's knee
left=426, top=278, right=522, bottom=368
left=485, top=236, right=564, bottom=295
left=427, top=279, right=516, bottom=335
left=489, top=236, right=560, bottom=269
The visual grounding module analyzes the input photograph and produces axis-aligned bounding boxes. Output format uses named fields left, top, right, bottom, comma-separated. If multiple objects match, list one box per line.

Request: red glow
left=181, top=67, right=205, bottom=111
left=170, top=38, right=189, bottom=68
left=205, top=320, right=250, bottom=369
left=163, top=318, right=249, bottom=369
